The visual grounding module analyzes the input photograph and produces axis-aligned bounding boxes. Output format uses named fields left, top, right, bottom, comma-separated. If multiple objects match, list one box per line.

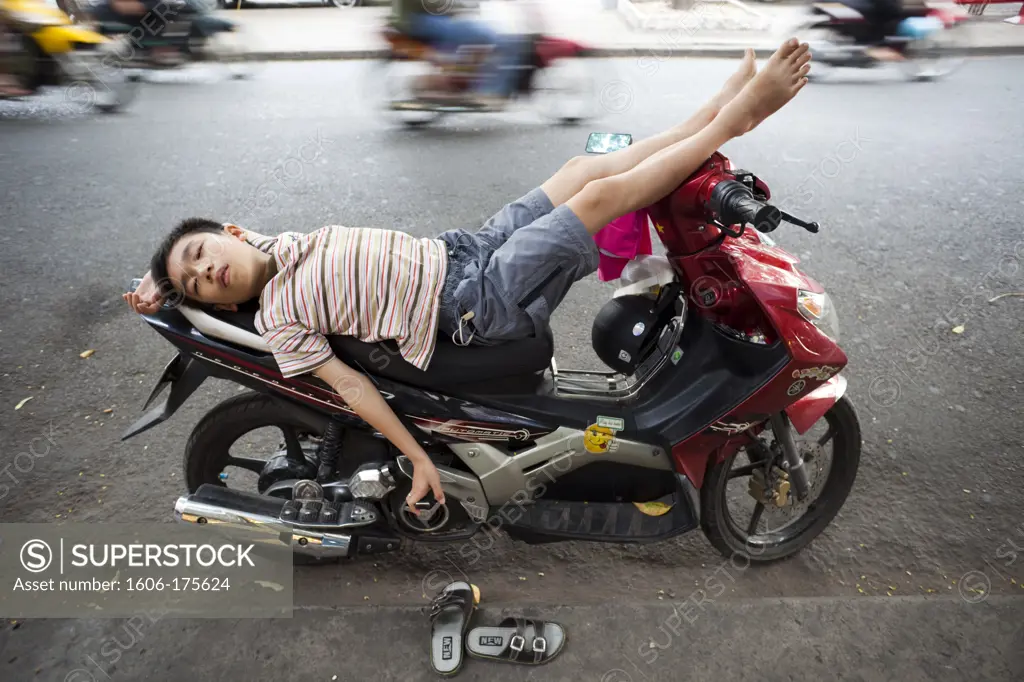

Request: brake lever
left=780, top=211, right=820, bottom=233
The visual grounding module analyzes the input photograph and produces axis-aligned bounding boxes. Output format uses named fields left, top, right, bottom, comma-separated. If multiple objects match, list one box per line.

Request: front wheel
left=700, top=396, right=861, bottom=563
left=531, top=57, right=596, bottom=125
left=899, top=27, right=965, bottom=82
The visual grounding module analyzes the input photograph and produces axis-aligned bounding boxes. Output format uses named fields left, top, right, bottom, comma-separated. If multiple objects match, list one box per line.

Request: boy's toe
left=787, top=42, right=810, bottom=65
left=769, top=38, right=798, bottom=64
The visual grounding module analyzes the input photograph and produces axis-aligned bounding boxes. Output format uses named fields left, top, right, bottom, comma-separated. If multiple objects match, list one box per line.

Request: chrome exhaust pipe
left=174, top=495, right=353, bottom=560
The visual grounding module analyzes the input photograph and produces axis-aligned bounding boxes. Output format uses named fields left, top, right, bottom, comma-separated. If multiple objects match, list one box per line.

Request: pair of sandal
left=428, top=581, right=566, bottom=676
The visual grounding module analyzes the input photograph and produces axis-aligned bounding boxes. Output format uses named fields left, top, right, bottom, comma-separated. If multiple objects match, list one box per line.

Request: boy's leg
left=567, top=40, right=810, bottom=235
left=446, top=40, right=810, bottom=345
left=465, top=47, right=761, bottom=252
left=539, top=48, right=759, bottom=209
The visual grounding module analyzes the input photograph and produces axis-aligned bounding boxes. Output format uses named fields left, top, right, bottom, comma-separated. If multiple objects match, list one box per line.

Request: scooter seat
left=203, top=302, right=553, bottom=394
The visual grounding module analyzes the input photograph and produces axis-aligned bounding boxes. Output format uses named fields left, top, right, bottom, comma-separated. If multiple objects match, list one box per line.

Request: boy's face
left=165, top=226, right=265, bottom=306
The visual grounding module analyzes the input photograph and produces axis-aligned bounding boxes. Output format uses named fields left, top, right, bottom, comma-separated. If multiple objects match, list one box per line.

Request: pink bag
left=594, top=209, right=653, bottom=282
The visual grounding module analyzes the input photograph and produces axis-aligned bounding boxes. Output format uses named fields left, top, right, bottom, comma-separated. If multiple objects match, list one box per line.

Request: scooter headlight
left=797, top=289, right=840, bottom=342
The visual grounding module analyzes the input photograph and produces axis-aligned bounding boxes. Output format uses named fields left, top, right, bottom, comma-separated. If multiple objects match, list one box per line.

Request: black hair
left=149, top=218, right=225, bottom=299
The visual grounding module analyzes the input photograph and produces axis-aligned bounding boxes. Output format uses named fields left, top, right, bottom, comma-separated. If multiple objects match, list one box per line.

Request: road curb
left=244, top=44, right=1024, bottom=61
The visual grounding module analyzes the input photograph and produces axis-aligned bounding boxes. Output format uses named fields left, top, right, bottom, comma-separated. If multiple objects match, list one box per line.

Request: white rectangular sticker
left=597, top=416, right=625, bottom=431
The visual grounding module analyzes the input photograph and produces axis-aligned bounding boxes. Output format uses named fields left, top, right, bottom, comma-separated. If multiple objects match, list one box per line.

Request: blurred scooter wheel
left=532, top=58, right=596, bottom=126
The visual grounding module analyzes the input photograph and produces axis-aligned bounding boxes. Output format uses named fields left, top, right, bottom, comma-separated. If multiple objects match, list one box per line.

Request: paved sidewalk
left=223, top=0, right=1024, bottom=60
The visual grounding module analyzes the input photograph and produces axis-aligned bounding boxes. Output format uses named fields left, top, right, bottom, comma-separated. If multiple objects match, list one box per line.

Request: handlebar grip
left=710, top=180, right=781, bottom=233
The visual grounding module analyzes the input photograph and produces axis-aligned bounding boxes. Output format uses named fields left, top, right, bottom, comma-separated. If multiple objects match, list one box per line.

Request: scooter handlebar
left=710, top=180, right=782, bottom=233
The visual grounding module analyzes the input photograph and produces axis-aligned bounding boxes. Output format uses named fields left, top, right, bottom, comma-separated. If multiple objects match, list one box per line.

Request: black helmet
left=591, top=294, right=664, bottom=375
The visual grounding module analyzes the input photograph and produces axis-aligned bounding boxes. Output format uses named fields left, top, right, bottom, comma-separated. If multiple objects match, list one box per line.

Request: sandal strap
left=427, top=587, right=471, bottom=623
left=498, top=617, right=548, bottom=663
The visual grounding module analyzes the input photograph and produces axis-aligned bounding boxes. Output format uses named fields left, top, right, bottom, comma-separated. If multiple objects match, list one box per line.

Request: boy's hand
left=123, top=271, right=166, bottom=315
left=406, top=455, right=446, bottom=514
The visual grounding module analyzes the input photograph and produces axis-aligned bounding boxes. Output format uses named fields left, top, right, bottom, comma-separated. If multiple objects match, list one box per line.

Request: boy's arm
left=313, top=356, right=446, bottom=509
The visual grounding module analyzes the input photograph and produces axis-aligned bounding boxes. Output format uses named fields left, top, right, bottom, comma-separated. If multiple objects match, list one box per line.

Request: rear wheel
left=183, top=393, right=347, bottom=565
left=701, top=396, right=861, bottom=563
left=183, top=392, right=325, bottom=493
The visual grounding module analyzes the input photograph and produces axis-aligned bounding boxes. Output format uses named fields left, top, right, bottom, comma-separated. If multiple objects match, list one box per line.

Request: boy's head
left=151, top=219, right=272, bottom=310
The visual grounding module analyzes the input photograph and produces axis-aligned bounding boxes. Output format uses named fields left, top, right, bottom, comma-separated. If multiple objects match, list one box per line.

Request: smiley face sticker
left=584, top=424, right=616, bottom=454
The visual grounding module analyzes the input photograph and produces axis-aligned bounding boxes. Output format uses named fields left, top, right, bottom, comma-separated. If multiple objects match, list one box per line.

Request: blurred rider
left=93, top=0, right=181, bottom=65
left=390, top=0, right=520, bottom=109
left=843, top=0, right=916, bottom=61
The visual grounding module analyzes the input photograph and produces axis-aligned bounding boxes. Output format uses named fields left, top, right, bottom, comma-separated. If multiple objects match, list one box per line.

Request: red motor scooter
left=129, top=136, right=860, bottom=565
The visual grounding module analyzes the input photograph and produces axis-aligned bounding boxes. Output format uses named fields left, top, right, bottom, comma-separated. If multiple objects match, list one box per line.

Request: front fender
left=32, top=25, right=108, bottom=54
left=785, top=374, right=847, bottom=434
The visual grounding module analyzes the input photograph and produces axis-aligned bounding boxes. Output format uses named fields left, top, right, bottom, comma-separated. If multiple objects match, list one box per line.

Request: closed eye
left=193, top=244, right=204, bottom=295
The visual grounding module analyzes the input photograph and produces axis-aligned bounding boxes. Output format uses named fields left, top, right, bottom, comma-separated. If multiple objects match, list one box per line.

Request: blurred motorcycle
left=797, top=1, right=970, bottom=80
left=376, top=1, right=595, bottom=126
left=86, top=0, right=251, bottom=76
left=0, top=0, right=137, bottom=111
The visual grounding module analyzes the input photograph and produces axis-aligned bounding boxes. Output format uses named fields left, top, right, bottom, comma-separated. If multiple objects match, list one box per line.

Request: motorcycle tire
left=182, top=392, right=346, bottom=565
left=700, top=395, right=861, bottom=563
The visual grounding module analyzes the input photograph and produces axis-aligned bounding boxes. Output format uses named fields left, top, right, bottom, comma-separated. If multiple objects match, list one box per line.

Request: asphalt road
left=1, top=56, right=1023, bottom=680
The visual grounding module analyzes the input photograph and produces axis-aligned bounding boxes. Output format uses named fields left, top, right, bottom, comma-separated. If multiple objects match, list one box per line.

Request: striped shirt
left=245, top=227, right=449, bottom=378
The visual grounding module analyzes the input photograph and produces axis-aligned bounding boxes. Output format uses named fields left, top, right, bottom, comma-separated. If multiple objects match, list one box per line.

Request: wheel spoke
left=225, top=456, right=267, bottom=474
left=747, top=503, right=765, bottom=537
left=729, top=461, right=769, bottom=479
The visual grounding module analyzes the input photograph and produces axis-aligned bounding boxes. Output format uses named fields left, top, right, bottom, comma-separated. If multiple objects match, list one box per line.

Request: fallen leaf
left=963, top=489, right=971, bottom=494
left=103, top=408, right=113, bottom=414
left=970, top=514, right=974, bottom=519
left=537, top=572, right=544, bottom=577
left=902, top=472, right=908, bottom=476
left=951, top=325, right=965, bottom=334
left=363, top=596, right=369, bottom=601
left=333, top=676, right=338, bottom=681
left=518, top=576, right=527, bottom=581
left=80, top=349, right=96, bottom=359
left=906, top=571, right=912, bottom=576
left=988, top=292, right=1024, bottom=303
left=887, top=591, right=893, bottom=596
left=889, top=585, right=897, bottom=590
left=254, top=581, right=284, bottom=592
left=14, top=397, right=32, bottom=410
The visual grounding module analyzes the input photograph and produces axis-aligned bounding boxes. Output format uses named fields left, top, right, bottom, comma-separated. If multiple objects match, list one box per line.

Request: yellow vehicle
left=0, top=0, right=137, bottom=112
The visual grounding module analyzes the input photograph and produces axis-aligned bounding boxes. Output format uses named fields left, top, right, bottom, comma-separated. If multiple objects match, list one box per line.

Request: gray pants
left=437, top=188, right=599, bottom=346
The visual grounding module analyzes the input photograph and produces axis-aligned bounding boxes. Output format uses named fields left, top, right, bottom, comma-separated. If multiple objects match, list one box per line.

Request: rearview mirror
left=585, top=132, right=633, bottom=154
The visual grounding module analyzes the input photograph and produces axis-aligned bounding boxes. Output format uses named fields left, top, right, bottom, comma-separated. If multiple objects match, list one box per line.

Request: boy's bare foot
left=717, top=39, right=811, bottom=137
left=710, top=48, right=758, bottom=113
